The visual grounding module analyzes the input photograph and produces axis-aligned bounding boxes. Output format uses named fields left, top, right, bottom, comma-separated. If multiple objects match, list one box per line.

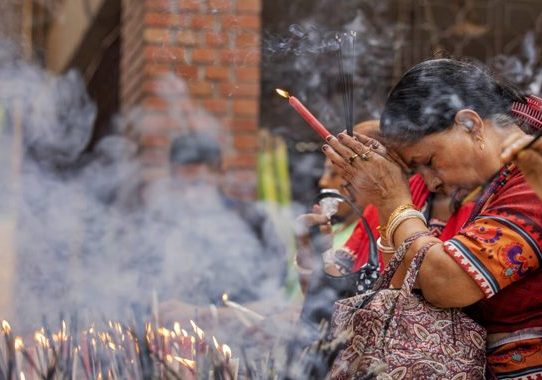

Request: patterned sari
left=444, top=165, right=542, bottom=379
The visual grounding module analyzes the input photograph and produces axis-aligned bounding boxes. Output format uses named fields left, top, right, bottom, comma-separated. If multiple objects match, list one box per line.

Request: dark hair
left=169, top=131, right=222, bottom=168
left=380, top=58, right=527, bottom=143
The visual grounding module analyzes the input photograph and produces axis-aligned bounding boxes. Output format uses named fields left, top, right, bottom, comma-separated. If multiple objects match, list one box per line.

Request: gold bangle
left=384, top=203, right=416, bottom=233
left=376, top=237, right=395, bottom=254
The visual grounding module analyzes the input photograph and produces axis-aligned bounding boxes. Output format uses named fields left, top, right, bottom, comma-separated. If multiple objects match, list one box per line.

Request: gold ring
left=361, top=152, right=370, bottom=161
left=348, top=153, right=359, bottom=164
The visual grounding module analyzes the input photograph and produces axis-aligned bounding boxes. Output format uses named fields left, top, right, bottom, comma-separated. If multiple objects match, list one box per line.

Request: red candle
left=276, top=89, right=332, bottom=140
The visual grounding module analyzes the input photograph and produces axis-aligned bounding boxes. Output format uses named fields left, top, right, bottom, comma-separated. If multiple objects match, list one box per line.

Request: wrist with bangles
left=377, top=202, right=427, bottom=252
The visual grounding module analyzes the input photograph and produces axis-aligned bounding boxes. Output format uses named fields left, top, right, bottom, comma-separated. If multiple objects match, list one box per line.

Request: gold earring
left=480, top=141, right=485, bottom=151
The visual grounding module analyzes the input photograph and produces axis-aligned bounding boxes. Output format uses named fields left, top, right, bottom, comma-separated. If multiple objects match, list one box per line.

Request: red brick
left=220, top=49, right=260, bottom=64
left=144, top=12, right=188, bottom=27
left=208, top=0, right=231, bottom=12
left=143, top=28, right=170, bottom=43
left=192, top=48, right=216, bottom=63
left=203, top=99, right=228, bottom=114
left=234, top=67, right=259, bottom=82
left=219, top=83, right=258, bottom=97
left=176, top=30, right=198, bottom=46
left=178, top=0, right=201, bottom=11
left=233, top=134, right=258, bottom=149
left=237, top=0, right=261, bottom=13
left=144, top=45, right=185, bottom=61
left=191, top=14, right=216, bottom=29
left=223, top=153, right=257, bottom=168
left=142, top=96, right=170, bottom=110
left=221, top=15, right=260, bottom=29
left=139, top=113, right=180, bottom=130
left=205, top=66, right=230, bottom=80
left=140, top=133, right=170, bottom=148
left=143, top=63, right=172, bottom=77
left=235, top=31, right=259, bottom=47
left=143, top=79, right=188, bottom=96
left=233, top=99, right=258, bottom=116
left=175, top=64, right=199, bottom=79
left=144, top=0, right=176, bottom=11
left=188, top=81, right=214, bottom=96
left=230, top=118, right=258, bottom=132
left=205, top=31, right=227, bottom=46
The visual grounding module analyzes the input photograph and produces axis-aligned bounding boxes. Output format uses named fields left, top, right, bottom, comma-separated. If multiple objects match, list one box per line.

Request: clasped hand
left=321, top=132, right=411, bottom=211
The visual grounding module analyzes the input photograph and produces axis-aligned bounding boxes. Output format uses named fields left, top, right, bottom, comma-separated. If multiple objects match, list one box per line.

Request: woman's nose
left=419, top=168, right=442, bottom=193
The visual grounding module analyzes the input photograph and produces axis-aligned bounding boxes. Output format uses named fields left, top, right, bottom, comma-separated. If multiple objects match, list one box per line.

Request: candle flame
left=212, top=336, right=220, bottom=350
left=223, top=344, right=231, bottom=359
left=20, top=373, right=25, bottom=380
left=108, top=342, right=116, bottom=351
left=14, top=337, right=24, bottom=350
left=275, top=88, right=290, bottom=99
left=222, top=293, right=229, bottom=302
left=2, top=320, right=11, bottom=333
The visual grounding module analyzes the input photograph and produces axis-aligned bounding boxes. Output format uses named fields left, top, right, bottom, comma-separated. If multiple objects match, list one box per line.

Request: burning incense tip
left=223, top=344, right=232, bottom=360
left=2, top=320, right=11, bottom=333
left=275, top=88, right=290, bottom=98
left=14, top=337, right=24, bottom=350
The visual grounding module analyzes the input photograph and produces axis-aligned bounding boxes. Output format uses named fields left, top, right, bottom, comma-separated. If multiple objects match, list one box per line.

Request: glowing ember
left=2, top=320, right=11, bottom=333
left=173, top=322, right=181, bottom=336
left=14, top=337, right=24, bottom=350
left=223, top=344, right=232, bottom=360
left=172, top=356, right=196, bottom=370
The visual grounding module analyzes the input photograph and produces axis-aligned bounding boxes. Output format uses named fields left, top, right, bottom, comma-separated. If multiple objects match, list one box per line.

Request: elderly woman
left=323, top=59, right=542, bottom=379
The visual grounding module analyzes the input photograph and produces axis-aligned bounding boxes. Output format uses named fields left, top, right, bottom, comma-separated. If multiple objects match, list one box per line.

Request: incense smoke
left=0, top=43, right=290, bottom=341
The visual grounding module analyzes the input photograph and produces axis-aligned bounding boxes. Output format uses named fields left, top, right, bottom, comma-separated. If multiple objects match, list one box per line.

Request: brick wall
left=120, top=0, right=262, bottom=198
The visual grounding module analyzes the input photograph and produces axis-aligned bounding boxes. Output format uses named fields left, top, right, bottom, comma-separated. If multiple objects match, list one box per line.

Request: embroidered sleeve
left=443, top=215, right=542, bottom=298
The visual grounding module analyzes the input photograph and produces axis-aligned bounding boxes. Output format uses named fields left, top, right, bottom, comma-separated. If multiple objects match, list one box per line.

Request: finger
left=501, top=134, right=534, bottom=162
left=354, top=132, right=410, bottom=172
left=501, top=131, right=525, bottom=149
left=319, top=223, right=332, bottom=234
left=517, top=149, right=542, bottom=177
left=337, top=133, right=371, bottom=158
left=385, top=148, right=411, bottom=173
left=353, top=133, right=387, bottom=156
left=322, top=144, right=350, bottom=171
left=325, top=135, right=356, bottom=162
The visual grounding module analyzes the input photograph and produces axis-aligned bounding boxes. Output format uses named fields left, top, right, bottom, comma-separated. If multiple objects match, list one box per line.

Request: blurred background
left=0, top=0, right=541, bottom=328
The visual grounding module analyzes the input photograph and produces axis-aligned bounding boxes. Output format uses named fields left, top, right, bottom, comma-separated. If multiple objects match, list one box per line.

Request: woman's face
left=395, top=123, right=499, bottom=200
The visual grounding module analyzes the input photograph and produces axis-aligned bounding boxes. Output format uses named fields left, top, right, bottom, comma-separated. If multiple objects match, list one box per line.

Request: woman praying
left=323, top=58, right=542, bottom=379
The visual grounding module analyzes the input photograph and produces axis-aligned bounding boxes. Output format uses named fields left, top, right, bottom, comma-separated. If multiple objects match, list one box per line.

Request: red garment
left=344, top=174, right=474, bottom=271
left=443, top=167, right=542, bottom=378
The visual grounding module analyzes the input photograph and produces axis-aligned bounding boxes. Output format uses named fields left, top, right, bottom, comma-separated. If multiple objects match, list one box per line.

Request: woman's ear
left=455, top=109, right=484, bottom=138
